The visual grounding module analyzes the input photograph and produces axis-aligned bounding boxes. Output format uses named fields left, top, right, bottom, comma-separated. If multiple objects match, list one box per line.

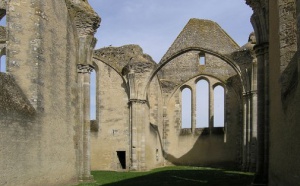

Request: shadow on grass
left=86, top=167, right=254, bottom=186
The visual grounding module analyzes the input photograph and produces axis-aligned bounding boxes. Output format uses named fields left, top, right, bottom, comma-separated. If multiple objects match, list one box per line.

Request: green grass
left=75, top=166, right=254, bottom=186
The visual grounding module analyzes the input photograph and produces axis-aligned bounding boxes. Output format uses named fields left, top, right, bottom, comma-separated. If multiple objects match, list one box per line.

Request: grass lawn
left=74, top=166, right=254, bottom=186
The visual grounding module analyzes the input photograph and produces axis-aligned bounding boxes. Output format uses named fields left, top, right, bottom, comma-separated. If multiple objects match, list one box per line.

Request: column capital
left=243, top=90, right=258, bottom=97
left=129, top=99, right=148, bottom=104
left=254, top=42, right=269, bottom=56
left=77, top=64, right=94, bottom=74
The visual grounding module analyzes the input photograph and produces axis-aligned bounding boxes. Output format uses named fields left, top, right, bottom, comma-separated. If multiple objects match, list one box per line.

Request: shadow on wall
left=0, top=73, right=36, bottom=117
left=150, top=123, right=237, bottom=169
left=280, top=51, right=298, bottom=109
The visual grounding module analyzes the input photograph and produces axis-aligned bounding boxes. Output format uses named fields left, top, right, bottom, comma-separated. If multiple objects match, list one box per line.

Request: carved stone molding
left=246, top=0, right=269, bottom=44
left=77, top=64, right=94, bottom=73
left=129, top=99, right=148, bottom=104
left=246, top=0, right=267, bottom=11
left=254, top=42, right=269, bottom=56
left=123, top=62, right=154, bottom=75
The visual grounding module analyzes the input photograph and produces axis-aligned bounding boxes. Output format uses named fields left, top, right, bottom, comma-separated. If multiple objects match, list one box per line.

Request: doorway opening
left=117, top=151, right=126, bottom=169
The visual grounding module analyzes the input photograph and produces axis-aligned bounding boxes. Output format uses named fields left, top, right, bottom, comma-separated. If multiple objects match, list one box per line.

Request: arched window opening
left=0, top=55, right=6, bottom=72
left=90, top=70, right=96, bottom=120
left=181, top=87, right=192, bottom=129
left=199, top=53, right=205, bottom=65
left=214, top=85, right=225, bottom=127
left=196, top=79, right=209, bottom=128
left=0, top=14, right=6, bottom=73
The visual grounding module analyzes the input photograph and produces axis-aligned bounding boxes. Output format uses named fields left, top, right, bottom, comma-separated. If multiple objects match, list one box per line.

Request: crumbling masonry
left=0, top=0, right=300, bottom=186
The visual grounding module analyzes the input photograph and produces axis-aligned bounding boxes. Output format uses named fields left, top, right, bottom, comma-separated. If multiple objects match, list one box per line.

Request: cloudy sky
left=89, top=0, right=253, bottom=62
left=0, top=1, right=254, bottom=121
left=0, top=1, right=253, bottom=72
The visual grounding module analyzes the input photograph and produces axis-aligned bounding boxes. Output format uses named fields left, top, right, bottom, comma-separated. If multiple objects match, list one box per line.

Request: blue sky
left=0, top=17, right=5, bottom=72
left=89, top=0, right=253, bottom=62
left=88, top=1, right=253, bottom=121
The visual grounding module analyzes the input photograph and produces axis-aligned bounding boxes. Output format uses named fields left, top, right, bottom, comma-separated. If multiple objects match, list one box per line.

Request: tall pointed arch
left=196, top=79, right=209, bottom=128
left=213, top=85, right=225, bottom=127
left=181, top=87, right=192, bottom=129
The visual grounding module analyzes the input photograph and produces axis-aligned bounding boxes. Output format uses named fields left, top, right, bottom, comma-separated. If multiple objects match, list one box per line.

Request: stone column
left=65, top=0, right=100, bottom=181
left=76, top=35, right=97, bottom=182
left=127, top=70, right=138, bottom=170
left=247, top=93, right=252, bottom=170
left=126, top=67, right=148, bottom=171
left=209, top=84, right=214, bottom=133
left=250, top=59, right=258, bottom=172
left=250, top=89, right=258, bottom=172
left=243, top=91, right=255, bottom=171
left=245, top=1, right=269, bottom=184
left=129, top=99, right=148, bottom=171
left=77, top=64, right=94, bottom=181
left=253, top=43, right=269, bottom=185
left=191, top=86, right=196, bottom=132
left=242, top=93, right=249, bottom=171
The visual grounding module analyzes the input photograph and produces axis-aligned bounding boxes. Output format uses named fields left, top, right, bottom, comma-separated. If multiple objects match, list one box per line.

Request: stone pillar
left=126, top=67, right=148, bottom=171
left=253, top=43, right=269, bottom=185
left=127, top=69, right=137, bottom=170
left=242, top=91, right=255, bottom=171
left=247, top=93, right=252, bottom=170
left=250, top=59, right=258, bottom=172
left=191, top=86, right=196, bottom=132
left=245, top=1, right=269, bottom=184
left=209, top=84, right=214, bottom=133
left=129, top=99, right=148, bottom=171
left=242, top=93, right=249, bottom=171
left=162, top=105, right=168, bottom=165
left=77, top=64, right=94, bottom=181
left=76, top=35, right=97, bottom=182
left=64, top=0, right=100, bottom=182
left=250, top=90, right=258, bottom=172
left=242, top=88, right=257, bottom=172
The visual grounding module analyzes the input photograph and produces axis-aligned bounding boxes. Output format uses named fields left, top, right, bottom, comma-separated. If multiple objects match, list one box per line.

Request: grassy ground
left=75, top=166, right=254, bottom=186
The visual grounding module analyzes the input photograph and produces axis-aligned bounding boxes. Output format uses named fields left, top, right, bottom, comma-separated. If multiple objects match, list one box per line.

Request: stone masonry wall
left=157, top=19, right=247, bottom=168
left=90, top=61, right=130, bottom=170
left=268, top=0, right=300, bottom=185
left=92, top=45, right=159, bottom=171
left=147, top=76, right=164, bottom=169
left=0, top=1, right=84, bottom=185
left=163, top=75, right=241, bottom=167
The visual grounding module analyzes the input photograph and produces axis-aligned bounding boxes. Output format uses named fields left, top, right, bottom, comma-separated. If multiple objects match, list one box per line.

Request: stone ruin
left=0, top=0, right=300, bottom=186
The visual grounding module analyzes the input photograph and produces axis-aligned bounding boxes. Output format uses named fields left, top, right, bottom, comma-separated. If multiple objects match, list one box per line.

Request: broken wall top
left=160, top=19, right=240, bottom=63
left=93, top=44, right=157, bottom=75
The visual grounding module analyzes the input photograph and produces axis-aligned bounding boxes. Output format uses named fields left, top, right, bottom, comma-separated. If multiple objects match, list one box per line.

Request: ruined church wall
left=159, top=52, right=236, bottom=93
left=90, top=61, right=130, bottom=171
left=159, top=50, right=242, bottom=168
left=0, top=1, right=80, bottom=186
left=268, top=0, right=300, bottom=185
left=163, top=76, right=241, bottom=167
left=145, top=75, right=165, bottom=169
